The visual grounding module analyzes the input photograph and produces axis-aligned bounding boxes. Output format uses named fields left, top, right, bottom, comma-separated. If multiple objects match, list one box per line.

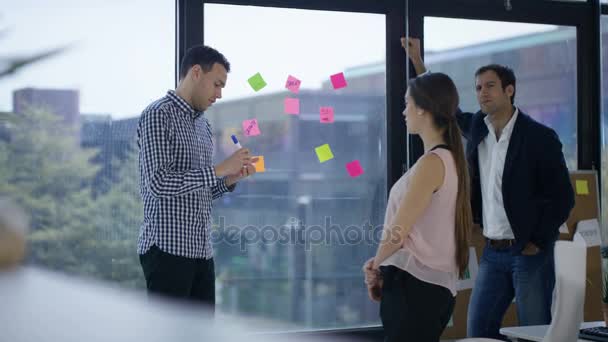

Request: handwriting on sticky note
left=330, top=72, right=348, bottom=90
left=247, top=72, right=267, bottom=92
left=575, top=218, right=601, bottom=247
left=242, top=119, right=261, bottom=136
left=315, top=144, right=334, bottom=163
left=285, top=75, right=301, bottom=94
left=345, top=160, right=364, bottom=178
left=575, top=180, right=589, bottom=195
left=252, top=156, right=265, bottom=173
left=284, top=98, right=300, bottom=115
left=320, top=107, right=334, bottom=123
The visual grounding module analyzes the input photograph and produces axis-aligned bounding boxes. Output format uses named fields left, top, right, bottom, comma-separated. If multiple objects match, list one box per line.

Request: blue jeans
left=467, top=242, right=555, bottom=339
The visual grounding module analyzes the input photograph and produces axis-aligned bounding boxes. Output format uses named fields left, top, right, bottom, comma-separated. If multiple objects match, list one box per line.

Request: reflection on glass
left=204, top=4, right=387, bottom=330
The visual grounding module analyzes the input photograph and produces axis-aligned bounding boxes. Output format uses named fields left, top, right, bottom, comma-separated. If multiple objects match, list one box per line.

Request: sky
left=1, top=1, right=561, bottom=119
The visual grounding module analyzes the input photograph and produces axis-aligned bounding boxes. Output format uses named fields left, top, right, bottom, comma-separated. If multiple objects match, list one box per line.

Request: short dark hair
left=179, top=45, right=230, bottom=80
left=474, top=64, right=516, bottom=104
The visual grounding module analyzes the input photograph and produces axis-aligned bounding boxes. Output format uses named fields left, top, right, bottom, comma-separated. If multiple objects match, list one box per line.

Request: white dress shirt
left=479, top=108, right=519, bottom=240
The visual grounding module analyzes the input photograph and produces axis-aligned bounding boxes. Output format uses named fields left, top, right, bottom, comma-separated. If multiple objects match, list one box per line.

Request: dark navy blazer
left=456, top=109, right=575, bottom=252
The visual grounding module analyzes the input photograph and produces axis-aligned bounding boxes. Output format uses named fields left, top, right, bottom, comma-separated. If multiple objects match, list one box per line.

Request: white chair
left=457, top=241, right=587, bottom=342
left=543, top=240, right=586, bottom=342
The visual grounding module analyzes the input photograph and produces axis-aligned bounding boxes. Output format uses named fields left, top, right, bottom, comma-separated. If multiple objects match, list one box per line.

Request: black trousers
left=380, top=265, right=455, bottom=342
left=139, top=245, right=215, bottom=309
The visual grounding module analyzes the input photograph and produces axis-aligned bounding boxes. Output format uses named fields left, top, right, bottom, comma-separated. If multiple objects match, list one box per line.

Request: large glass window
left=424, top=17, right=578, bottom=170
left=204, top=4, right=387, bottom=330
left=0, top=1, right=174, bottom=288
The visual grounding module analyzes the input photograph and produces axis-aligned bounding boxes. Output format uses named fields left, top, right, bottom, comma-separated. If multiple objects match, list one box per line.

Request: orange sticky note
left=253, top=156, right=265, bottom=173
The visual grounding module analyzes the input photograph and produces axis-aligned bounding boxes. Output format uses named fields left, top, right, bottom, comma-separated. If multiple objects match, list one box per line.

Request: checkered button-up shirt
left=137, top=90, right=233, bottom=259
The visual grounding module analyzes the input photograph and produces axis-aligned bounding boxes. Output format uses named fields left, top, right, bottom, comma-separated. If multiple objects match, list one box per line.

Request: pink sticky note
left=284, top=98, right=300, bottom=115
left=346, top=160, right=364, bottom=178
left=242, top=118, right=261, bottom=136
left=285, top=75, right=301, bottom=94
left=320, top=107, right=334, bottom=123
left=330, top=72, right=348, bottom=90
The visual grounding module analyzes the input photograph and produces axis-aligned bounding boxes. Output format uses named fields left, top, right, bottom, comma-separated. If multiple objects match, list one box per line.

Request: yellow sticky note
left=315, top=144, right=334, bottom=163
left=576, top=180, right=589, bottom=195
left=252, top=156, right=265, bottom=173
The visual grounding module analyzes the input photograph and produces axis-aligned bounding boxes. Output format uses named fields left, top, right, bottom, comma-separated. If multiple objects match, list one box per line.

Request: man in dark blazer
left=402, top=37, right=575, bottom=339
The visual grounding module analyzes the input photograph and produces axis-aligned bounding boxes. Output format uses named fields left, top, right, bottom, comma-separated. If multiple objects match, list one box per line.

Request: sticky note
left=247, top=72, right=267, bottom=92
left=575, top=218, right=601, bottom=247
left=330, top=72, right=348, bottom=90
left=315, top=144, right=334, bottom=163
left=345, top=160, right=364, bottom=178
left=284, top=98, right=300, bottom=115
left=320, top=107, right=334, bottom=123
left=252, top=156, right=265, bottom=173
left=242, top=118, right=261, bottom=136
left=285, top=75, right=301, bottom=94
left=575, top=180, right=589, bottom=195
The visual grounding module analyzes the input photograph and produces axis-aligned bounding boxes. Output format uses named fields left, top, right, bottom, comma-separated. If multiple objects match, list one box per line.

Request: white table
left=499, top=321, right=605, bottom=341
left=0, top=267, right=327, bottom=342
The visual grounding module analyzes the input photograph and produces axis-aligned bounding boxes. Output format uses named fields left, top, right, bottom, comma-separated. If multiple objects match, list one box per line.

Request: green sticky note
left=247, top=72, right=267, bottom=92
left=315, top=144, right=334, bottom=163
left=576, top=180, right=589, bottom=195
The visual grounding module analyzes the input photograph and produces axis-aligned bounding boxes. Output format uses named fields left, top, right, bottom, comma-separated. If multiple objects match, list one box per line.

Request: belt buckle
left=489, top=239, right=512, bottom=249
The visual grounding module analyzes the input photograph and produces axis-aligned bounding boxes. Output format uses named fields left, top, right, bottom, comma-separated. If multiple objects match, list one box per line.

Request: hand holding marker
left=231, top=135, right=245, bottom=169
left=231, top=134, right=243, bottom=149
left=231, top=135, right=258, bottom=171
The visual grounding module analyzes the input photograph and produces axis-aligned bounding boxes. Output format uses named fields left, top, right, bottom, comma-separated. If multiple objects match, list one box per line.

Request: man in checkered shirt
left=137, top=45, right=256, bottom=308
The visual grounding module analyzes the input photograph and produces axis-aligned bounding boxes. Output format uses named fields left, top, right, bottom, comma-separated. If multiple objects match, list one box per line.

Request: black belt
left=487, top=238, right=515, bottom=249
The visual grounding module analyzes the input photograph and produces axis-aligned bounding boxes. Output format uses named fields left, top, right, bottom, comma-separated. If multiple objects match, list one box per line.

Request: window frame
left=176, top=0, right=603, bottom=337
left=408, top=0, right=601, bottom=170
left=178, top=0, right=407, bottom=190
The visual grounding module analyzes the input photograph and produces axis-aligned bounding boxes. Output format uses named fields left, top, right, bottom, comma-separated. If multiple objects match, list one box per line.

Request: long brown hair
left=408, top=73, right=473, bottom=279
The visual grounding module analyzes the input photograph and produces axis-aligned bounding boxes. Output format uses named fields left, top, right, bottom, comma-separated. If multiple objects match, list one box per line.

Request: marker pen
left=231, top=135, right=242, bottom=149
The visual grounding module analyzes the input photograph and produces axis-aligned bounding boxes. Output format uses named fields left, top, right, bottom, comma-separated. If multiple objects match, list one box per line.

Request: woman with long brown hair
left=363, top=72, right=472, bottom=342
